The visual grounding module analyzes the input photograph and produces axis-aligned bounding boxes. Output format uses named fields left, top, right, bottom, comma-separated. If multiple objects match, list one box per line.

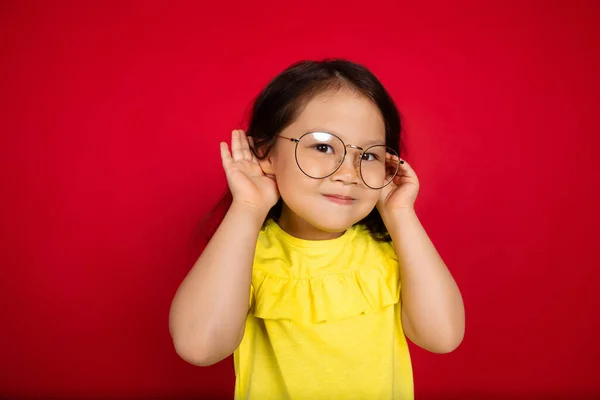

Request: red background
left=2, top=1, right=599, bottom=399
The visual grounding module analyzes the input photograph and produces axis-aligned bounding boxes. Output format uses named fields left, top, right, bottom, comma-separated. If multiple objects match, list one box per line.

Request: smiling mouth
left=323, top=194, right=355, bottom=205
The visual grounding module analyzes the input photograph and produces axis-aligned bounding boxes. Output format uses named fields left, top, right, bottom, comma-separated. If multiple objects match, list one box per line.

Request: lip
left=323, top=194, right=355, bottom=205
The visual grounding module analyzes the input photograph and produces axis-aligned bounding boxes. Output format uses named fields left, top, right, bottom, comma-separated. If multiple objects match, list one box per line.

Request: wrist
left=229, top=201, right=270, bottom=224
left=380, top=206, right=417, bottom=232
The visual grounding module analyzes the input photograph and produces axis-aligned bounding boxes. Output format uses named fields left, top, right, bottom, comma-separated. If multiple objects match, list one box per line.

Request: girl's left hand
left=376, top=154, right=420, bottom=213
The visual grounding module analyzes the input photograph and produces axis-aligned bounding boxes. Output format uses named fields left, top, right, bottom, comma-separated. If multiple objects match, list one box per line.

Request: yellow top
left=233, top=219, right=413, bottom=400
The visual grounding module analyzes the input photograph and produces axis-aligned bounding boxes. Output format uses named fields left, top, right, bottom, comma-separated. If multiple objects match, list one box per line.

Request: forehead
left=287, top=90, right=386, bottom=145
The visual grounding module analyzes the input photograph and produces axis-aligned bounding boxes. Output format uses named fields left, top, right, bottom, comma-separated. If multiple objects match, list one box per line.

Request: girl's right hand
left=220, top=129, right=280, bottom=213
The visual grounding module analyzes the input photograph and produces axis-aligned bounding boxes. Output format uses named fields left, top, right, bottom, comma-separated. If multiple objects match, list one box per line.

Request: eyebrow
left=361, top=139, right=387, bottom=147
left=307, top=129, right=386, bottom=147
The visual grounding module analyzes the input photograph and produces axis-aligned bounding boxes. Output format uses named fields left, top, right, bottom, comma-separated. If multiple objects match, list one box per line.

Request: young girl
left=169, top=59, right=465, bottom=399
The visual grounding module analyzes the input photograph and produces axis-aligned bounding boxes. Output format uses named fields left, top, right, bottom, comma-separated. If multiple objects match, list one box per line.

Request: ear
left=252, top=140, right=276, bottom=175
left=258, top=155, right=275, bottom=175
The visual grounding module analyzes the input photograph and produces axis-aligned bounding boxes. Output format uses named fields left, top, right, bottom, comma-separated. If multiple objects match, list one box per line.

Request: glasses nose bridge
left=336, top=144, right=363, bottom=172
left=342, top=143, right=364, bottom=166
left=345, top=143, right=364, bottom=152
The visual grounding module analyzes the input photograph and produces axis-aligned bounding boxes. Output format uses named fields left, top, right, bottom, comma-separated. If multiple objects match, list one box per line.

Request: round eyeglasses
left=277, top=132, right=399, bottom=189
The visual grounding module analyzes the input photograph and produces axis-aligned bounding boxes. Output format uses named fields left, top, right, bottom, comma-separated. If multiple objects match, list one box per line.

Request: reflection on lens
left=311, top=132, right=332, bottom=142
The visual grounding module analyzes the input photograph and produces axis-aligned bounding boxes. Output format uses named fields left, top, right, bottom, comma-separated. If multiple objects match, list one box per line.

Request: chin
left=306, top=215, right=361, bottom=233
left=285, top=198, right=373, bottom=233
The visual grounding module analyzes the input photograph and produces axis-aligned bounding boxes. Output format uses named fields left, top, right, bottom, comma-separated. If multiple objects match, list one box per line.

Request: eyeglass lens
left=295, top=132, right=398, bottom=189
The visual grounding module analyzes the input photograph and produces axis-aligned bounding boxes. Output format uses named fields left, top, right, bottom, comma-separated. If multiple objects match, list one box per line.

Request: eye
left=361, top=152, right=378, bottom=161
left=313, top=144, right=334, bottom=153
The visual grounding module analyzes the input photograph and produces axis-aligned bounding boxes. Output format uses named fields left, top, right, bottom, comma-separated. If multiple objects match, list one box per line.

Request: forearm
left=383, top=207, right=465, bottom=353
left=169, top=203, right=266, bottom=365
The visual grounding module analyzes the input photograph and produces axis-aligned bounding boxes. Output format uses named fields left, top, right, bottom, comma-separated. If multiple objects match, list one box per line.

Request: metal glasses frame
left=277, top=131, right=399, bottom=189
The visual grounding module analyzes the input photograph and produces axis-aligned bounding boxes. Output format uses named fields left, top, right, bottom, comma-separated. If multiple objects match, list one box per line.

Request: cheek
left=363, top=190, right=381, bottom=205
left=274, top=161, right=326, bottom=211
left=274, top=157, right=312, bottom=192
left=355, top=191, right=380, bottom=218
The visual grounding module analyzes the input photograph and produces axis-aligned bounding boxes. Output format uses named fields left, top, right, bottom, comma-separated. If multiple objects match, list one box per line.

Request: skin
left=260, top=89, right=386, bottom=239
left=169, top=88, right=465, bottom=366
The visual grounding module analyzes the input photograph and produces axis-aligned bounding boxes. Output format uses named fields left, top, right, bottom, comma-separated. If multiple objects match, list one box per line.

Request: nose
left=330, top=152, right=360, bottom=185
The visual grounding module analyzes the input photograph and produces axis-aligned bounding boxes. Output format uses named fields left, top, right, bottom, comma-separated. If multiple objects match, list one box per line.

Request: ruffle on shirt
left=250, top=261, right=400, bottom=324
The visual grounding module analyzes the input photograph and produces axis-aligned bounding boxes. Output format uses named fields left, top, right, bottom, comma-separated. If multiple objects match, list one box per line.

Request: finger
left=231, top=130, right=244, bottom=161
left=396, top=158, right=419, bottom=182
left=220, top=142, right=233, bottom=168
left=397, top=157, right=412, bottom=171
left=385, top=153, right=403, bottom=165
left=247, top=136, right=259, bottom=164
left=239, top=130, right=253, bottom=161
left=392, top=173, right=404, bottom=186
left=385, top=155, right=401, bottom=176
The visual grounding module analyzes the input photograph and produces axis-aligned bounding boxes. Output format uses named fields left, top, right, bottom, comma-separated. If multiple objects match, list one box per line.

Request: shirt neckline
left=265, top=219, right=358, bottom=248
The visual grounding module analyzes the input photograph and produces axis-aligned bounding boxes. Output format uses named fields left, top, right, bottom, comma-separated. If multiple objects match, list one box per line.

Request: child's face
left=262, top=89, right=386, bottom=234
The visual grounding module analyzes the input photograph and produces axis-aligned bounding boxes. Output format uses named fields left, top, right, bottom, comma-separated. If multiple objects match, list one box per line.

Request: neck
left=278, top=203, right=346, bottom=240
